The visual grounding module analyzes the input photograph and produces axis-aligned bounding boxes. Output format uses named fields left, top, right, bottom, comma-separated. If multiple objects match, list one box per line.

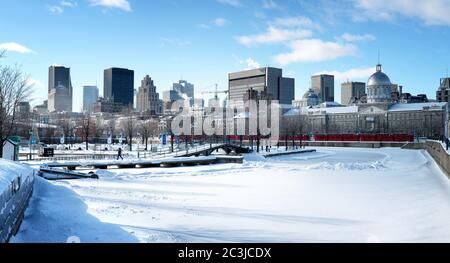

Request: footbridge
left=178, top=143, right=252, bottom=157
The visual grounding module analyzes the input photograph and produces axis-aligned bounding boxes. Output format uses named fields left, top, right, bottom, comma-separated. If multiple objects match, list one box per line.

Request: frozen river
left=12, top=147, right=450, bottom=243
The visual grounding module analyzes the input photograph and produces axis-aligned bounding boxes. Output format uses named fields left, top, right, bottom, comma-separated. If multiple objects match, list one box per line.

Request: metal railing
left=19, top=142, right=223, bottom=163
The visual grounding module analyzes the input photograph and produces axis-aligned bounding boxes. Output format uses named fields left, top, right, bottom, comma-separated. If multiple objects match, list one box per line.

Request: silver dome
left=367, top=64, right=391, bottom=86
left=303, top=89, right=319, bottom=99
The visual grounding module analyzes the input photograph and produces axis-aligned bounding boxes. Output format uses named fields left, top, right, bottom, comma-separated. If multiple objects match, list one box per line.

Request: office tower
left=163, top=89, right=183, bottom=103
left=104, top=67, right=134, bottom=108
left=173, top=80, right=194, bottom=99
left=136, top=75, right=161, bottom=115
left=341, top=82, right=366, bottom=105
left=311, top=74, right=334, bottom=103
left=48, top=65, right=73, bottom=112
left=83, top=85, right=99, bottom=112
left=228, top=67, right=295, bottom=107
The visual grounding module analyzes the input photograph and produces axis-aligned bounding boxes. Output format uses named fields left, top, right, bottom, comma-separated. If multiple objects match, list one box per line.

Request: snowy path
left=12, top=147, right=450, bottom=243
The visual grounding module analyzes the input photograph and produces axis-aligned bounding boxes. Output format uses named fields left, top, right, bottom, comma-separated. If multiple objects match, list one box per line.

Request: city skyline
left=1, top=0, right=450, bottom=111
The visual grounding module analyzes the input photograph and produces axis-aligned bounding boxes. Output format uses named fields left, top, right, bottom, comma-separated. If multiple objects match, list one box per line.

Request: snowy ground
left=12, top=147, right=450, bottom=243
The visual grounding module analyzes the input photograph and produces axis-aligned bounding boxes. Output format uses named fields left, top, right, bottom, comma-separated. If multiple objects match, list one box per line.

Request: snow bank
left=11, top=177, right=139, bottom=243
left=0, top=159, right=34, bottom=193
left=243, top=153, right=266, bottom=162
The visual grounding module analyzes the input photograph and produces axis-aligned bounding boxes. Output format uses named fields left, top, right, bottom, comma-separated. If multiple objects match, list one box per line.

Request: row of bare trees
left=54, top=108, right=160, bottom=152
left=0, top=51, right=32, bottom=158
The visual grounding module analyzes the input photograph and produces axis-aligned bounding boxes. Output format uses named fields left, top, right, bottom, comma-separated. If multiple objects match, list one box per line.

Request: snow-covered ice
left=11, top=147, right=450, bottom=243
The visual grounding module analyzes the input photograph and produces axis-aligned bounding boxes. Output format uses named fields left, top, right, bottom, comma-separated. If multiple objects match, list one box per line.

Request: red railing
left=313, top=134, right=414, bottom=142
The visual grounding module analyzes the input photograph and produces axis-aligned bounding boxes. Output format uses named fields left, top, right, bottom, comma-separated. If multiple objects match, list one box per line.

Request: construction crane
left=201, top=84, right=228, bottom=100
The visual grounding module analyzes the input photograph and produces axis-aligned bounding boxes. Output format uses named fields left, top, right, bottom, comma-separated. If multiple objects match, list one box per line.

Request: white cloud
left=340, top=33, right=376, bottom=42
left=48, top=1, right=77, bottom=14
left=353, top=0, right=450, bottom=26
left=0, top=42, right=34, bottom=54
left=217, top=0, right=242, bottom=7
left=48, top=5, right=64, bottom=14
left=262, top=0, right=279, bottom=9
left=314, top=67, right=375, bottom=82
left=240, top=58, right=261, bottom=70
left=274, top=39, right=357, bottom=65
left=237, top=26, right=312, bottom=46
left=60, top=0, right=77, bottom=8
left=89, top=0, right=132, bottom=12
left=199, top=18, right=228, bottom=29
left=212, top=18, right=228, bottom=27
left=272, top=16, right=321, bottom=30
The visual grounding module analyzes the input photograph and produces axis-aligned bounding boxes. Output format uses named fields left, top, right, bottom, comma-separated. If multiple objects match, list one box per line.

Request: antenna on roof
left=377, top=49, right=380, bottom=65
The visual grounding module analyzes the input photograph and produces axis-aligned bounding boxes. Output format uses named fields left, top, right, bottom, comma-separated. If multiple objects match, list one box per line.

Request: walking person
left=117, top=147, right=123, bottom=160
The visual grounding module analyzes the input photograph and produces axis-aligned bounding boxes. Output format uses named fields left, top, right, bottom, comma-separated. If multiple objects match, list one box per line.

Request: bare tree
left=107, top=117, right=117, bottom=140
left=284, top=115, right=304, bottom=150
left=0, top=53, right=32, bottom=157
left=121, top=107, right=136, bottom=151
left=57, top=114, right=74, bottom=142
left=79, top=112, right=96, bottom=150
left=140, top=119, right=159, bottom=151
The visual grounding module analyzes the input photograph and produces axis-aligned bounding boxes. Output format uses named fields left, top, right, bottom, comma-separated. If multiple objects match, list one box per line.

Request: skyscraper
left=228, top=67, right=295, bottom=107
left=173, top=80, right=194, bottom=99
left=172, top=80, right=195, bottom=106
left=83, top=85, right=99, bottom=112
left=48, top=65, right=73, bottom=112
left=311, top=74, right=334, bottom=103
left=104, top=67, right=134, bottom=108
left=136, top=75, right=161, bottom=115
left=341, top=82, right=366, bottom=105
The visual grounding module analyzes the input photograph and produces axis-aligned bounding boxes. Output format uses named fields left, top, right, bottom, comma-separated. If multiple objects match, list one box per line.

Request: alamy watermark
left=170, top=99, right=280, bottom=143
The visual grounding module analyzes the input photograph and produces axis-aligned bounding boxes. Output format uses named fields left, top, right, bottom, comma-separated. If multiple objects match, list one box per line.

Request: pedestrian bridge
left=178, top=143, right=252, bottom=157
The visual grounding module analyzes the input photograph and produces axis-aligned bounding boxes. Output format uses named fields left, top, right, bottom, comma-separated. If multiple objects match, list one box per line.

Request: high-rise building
left=228, top=67, right=295, bottom=107
left=437, top=78, right=450, bottom=102
left=83, top=85, right=99, bottom=112
left=162, top=79, right=195, bottom=110
left=104, top=67, right=134, bottom=108
left=163, top=89, right=183, bottom=103
left=93, top=97, right=124, bottom=113
left=311, top=74, right=334, bottom=103
left=173, top=80, right=194, bottom=99
left=341, top=82, right=366, bottom=105
left=136, top=75, right=161, bottom=115
left=48, top=65, right=73, bottom=112
left=16, top=101, right=31, bottom=114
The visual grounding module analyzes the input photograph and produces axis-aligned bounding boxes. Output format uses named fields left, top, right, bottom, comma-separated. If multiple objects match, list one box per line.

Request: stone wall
left=424, top=140, right=450, bottom=179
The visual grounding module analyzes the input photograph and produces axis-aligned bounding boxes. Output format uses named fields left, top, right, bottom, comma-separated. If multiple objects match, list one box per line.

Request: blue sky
left=1, top=0, right=449, bottom=111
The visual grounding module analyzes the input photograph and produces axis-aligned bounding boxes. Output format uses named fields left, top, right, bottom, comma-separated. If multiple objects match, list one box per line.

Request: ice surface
left=12, top=147, right=450, bottom=243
